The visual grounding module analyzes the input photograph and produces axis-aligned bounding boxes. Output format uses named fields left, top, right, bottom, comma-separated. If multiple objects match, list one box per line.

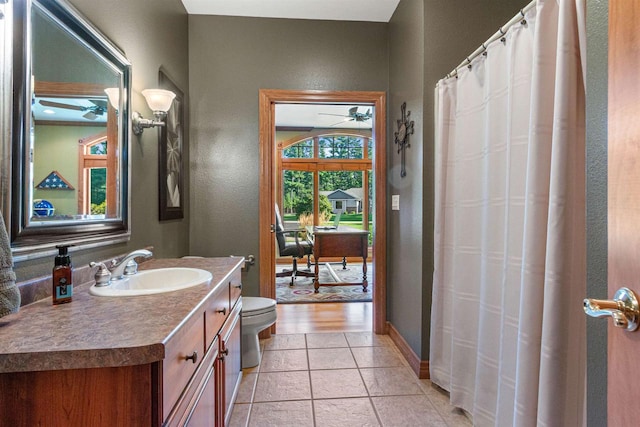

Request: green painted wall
left=586, top=0, right=608, bottom=424
left=387, top=0, right=523, bottom=359
left=32, top=125, right=105, bottom=216
left=188, top=16, right=389, bottom=296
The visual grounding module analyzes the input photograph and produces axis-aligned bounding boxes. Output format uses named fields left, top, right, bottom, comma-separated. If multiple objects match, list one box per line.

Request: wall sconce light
left=132, top=89, right=176, bottom=136
left=104, top=87, right=120, bottom=111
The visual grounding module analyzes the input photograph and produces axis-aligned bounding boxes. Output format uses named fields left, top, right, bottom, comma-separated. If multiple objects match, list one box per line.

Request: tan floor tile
left=308, top=347, right=357, bottom=370
left=310, top=369, right=368, bottom=399
left=372, top=395, right=447, bottom=426
left=314, top=398, right=380, bottom=427
left=345, top=332, right=392, bottom=347
left=306, top=332, right=348, bottom=348
left=236, top=373, right=258, bottom=403
left=351, top=346, right=406, bottom=368
left=229, top=403, right=251, bottom=427
left=360, top=367, right=424, bottom=396
left=253, top=371, right=311, bottom=402
left=420, top=380, right=473, bottom=427
left=263, top=333, right=307, bottom=350
left=248, top=401, right=313, bottom=427
left=259, top=349, right=308, bottom=372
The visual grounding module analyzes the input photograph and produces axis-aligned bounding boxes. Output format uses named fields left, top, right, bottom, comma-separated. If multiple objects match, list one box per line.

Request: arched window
left=277, top=130, right=373, bottom=238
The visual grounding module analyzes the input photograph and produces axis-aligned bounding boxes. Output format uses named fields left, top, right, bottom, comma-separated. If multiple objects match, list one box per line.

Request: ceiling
left=33, top=97, right=108, bottom=124
left=180, top=0, right=401, bottom=22
left=276, top=104, right=373, bottom=130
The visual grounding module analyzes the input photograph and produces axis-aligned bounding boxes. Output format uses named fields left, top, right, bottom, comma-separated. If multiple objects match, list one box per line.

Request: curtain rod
left=446, top=0, right=536, bottom=79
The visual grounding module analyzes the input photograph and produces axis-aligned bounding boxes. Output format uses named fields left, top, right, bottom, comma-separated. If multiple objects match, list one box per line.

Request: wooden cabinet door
left=185, top=366, right=217, bottom=427
left=217, top=303, right=242, bottom=427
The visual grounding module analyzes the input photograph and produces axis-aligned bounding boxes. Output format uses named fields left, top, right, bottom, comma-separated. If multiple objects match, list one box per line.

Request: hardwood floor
left=275, top=302, right=373, bottom=334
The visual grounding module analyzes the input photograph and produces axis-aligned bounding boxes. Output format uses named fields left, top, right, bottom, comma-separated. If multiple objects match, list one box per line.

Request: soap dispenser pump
left=52, top=244, right=73, bottom=305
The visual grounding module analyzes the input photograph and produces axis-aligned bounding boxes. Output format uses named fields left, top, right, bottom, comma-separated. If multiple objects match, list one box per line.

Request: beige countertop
left=0, top=257, right=244, bottom=374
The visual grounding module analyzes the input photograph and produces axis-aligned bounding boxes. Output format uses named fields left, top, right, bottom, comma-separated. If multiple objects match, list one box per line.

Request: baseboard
left=387, top=321, right=430, bottom=379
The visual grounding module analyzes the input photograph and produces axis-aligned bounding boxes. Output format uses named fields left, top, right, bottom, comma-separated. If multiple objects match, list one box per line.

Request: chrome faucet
left=109, top=249, right=153, bottom=280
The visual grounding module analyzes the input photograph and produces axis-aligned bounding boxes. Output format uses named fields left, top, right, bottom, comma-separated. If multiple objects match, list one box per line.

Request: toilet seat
left=242, top=297, right=276, bottom=316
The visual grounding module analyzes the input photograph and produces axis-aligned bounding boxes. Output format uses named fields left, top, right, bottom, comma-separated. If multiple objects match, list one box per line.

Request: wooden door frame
left=259, top=89, right=387, bottom=334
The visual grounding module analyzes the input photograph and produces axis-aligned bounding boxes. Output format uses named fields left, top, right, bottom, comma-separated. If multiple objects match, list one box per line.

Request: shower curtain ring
left=499, top=27, right=506, bottom=43
left=520, top=9, right=527, bottom=25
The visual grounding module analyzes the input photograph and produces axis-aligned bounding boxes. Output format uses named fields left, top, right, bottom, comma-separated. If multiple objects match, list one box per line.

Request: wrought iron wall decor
left=394, top=102, right=414, bottom=178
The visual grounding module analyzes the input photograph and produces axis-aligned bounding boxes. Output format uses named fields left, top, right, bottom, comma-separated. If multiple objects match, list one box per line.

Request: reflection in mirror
left=7, top=0, right=131, bottom=259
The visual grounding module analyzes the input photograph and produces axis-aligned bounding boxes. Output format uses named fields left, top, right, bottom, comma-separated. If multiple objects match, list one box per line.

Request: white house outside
left=320, top=188, right=363, bottom=214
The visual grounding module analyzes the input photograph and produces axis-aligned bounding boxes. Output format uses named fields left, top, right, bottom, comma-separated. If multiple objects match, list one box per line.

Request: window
left=283, top=139, right=313, bottom=158
left=278, top=131, right=373, bottom=236
left=318, top=136, right=364, bottom=159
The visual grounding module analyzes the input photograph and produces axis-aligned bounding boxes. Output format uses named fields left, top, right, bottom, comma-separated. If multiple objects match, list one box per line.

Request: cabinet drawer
left=205, top=285, right=230, bottom=350
left=163, top=312, right=205, bottom=422
left=229, top=267, right=242, bottom=309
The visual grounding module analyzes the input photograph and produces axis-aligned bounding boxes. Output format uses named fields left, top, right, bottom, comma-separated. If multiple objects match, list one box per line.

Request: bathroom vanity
left=0, top=257, right=243, bottom=427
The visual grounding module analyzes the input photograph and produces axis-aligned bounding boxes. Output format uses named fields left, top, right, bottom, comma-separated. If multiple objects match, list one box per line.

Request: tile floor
left=229, top=332, right=472, bottom=427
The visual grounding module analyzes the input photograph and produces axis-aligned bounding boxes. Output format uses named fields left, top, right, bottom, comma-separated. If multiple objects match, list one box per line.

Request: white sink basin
left=89, top=267, right=213, bottom=297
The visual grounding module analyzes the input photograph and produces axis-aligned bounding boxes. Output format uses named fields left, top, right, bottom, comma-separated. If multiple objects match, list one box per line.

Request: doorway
left=259, top=89, right=387, bottom=333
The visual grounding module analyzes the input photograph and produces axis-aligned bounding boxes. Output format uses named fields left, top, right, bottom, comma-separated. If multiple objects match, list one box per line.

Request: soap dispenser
left=52, top=244, right=73, bottom=305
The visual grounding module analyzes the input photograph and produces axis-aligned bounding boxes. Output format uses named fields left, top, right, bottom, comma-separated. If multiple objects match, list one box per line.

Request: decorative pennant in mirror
left=35, top=170, right=75, bottom=190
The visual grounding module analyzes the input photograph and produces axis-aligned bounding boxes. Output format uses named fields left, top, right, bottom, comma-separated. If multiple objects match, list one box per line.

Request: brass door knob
left=584, top=287, right=640, bottom=331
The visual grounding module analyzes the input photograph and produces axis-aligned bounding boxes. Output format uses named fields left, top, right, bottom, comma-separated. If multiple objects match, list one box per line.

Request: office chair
left=275, top=204, right=314, bottom=286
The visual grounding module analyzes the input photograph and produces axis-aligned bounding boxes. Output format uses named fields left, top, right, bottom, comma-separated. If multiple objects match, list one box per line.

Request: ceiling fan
left=318, top=106, right=372, bottom=126
left=38, top=98, right=108, bottom=120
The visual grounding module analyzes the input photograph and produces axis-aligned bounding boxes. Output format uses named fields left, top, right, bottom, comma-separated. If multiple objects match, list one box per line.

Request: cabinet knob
left=233, top=283, right=242, bottom=289
left=216, top=307, right=227, bottom=315
left=184, top=351, right=198, bottom=364
left=221, top=348, right=229, bottom=356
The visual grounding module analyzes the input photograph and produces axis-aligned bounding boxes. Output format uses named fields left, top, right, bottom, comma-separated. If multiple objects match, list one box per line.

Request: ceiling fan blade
left=83, top=111, right=97, bottom=120
left=39, top=99, right=85, bottom=111
left=348, top=106, right=358, bottom=116
left=318, top=113, right=348, bottom=117
left=89, top=99, right=108, bottom=109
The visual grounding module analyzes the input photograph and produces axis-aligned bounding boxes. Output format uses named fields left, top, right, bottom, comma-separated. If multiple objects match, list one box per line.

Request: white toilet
left=242, top=296, right=277, bottom=368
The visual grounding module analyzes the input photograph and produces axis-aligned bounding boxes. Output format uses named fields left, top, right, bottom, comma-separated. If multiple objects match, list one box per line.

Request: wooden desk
left=306, top=225, right=369, bottom=293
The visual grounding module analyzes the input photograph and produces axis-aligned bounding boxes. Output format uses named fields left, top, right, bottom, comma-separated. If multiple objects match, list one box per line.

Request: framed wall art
left=158, top=69, right=184, bottom=220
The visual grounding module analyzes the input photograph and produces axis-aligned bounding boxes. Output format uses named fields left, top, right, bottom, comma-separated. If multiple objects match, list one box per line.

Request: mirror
left=5, top=0, right=131, bottom=259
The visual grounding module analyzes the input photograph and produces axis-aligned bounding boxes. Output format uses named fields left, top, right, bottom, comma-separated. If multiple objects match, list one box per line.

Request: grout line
left=305, top=333, right=319, bottom=426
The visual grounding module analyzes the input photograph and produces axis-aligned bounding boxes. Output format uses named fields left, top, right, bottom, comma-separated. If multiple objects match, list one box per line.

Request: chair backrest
left=274, top=204, right=286, bottom=252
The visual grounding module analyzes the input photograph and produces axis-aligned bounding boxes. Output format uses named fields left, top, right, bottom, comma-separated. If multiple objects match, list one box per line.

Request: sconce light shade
left=141, top=89, right=175, bottom=114
left=132, top=88, right=176, bottom=136
left=104, top=87, right=120, bottom=110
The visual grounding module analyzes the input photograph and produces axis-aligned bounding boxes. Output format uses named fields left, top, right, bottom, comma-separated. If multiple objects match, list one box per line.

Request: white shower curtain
left=430, top=1, right=586, bottom=426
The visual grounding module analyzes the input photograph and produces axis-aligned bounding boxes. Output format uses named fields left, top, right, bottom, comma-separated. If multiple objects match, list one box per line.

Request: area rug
left=276, top=263, right=373, bottom=304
